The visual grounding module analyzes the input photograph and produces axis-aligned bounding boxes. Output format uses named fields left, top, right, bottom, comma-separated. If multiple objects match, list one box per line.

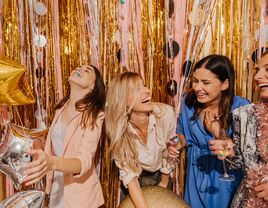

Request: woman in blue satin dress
left=170, top=55, right=250, bottom=208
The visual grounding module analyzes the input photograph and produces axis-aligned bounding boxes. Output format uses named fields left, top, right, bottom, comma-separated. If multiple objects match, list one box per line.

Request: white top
left=49, top=116, right=65, bottom=208
left=115, top=103, right=177, bottom=187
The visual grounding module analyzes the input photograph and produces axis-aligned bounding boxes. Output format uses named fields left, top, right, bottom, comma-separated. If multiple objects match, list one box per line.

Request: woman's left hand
left=23, top=149, right=56, bottom=186
left=209, top=139, right=234, bottom=159
left=254, top=183, right=268, bottom=201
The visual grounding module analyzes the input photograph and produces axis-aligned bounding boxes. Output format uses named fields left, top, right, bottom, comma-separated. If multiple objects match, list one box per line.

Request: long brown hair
left=185, top=55, right=235, bottom=130
left=55, top=65, right=106, bottom=129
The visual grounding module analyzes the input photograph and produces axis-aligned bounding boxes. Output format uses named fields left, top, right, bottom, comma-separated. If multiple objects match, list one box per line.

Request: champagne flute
left=215, top=129, right=235, bottom=182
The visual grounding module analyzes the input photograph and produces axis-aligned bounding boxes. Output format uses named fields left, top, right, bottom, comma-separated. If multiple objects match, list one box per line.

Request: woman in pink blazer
left=23, top=65, right=106, bottom=208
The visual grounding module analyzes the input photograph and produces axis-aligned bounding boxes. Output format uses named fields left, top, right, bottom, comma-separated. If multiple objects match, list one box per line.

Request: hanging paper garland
left=163, top=40, right=180, bottom=58
left=120, top=0, right=126, bottom=5
left=34, top=2, right=47, bottom=16
left=166, top=79, right=177, bottom=97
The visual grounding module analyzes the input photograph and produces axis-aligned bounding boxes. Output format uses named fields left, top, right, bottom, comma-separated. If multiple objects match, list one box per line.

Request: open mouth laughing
left=196, top=92, right=208, bottom=99
left=141, top=97, right=151, bottom=104
left=258, top=83, right=268, bottom=90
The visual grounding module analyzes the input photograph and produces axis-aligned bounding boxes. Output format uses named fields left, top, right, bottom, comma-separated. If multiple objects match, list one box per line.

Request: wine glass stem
left=222, top=160, right=229, bottom=177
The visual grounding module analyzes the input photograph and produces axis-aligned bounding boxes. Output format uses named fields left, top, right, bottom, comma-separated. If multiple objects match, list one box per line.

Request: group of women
left=21, top=53, right=268, bottom=208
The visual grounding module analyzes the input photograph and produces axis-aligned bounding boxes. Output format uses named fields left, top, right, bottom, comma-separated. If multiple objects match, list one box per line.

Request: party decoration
left=33, top=34, right=47, bottom=48
left=188, top=8, right=205, bottom=26
left=0, top=190, right=45, bottom=207
left=198, top=0, right=207, bottom=5
left=167, top=80, right=177, bottom=97
left=35, top=17, right=47, bottom=32
left=34, top=2, right=47, bottom=16
left=163, top=41, right=180, bottom=58
left=113, top=30, right=131, bottom=43
left=113, top=30, right=121, bottom=43
left=0, top=0, right=264, bottom=205
left=117, top=49, right=122, bottom=62
left=119, top=186, right=189, bottom=208
left=36, top=51, right=42, bottom=64
left=263, top=24, right=268, bottom=43
left=0, top=123, right=35, bottom=189
left=255, top=25, right=268, bottom=43
left=168, top=0, right=174, bottom=18
left=0, top=56, right=35, bottom=105
left=9, top=123, right=48, bottom=150
left=182, top=60, right=193, bottom=77
left=35, top=67, right=45, bottom=79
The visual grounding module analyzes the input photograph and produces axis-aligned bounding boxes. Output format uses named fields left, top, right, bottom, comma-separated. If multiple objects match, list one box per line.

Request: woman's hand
left=168, top=134, right=186, bottom=159
left=158, top=173, right=169, bottom=188
left=128, top=178, right=148, bottom=208
left=23, top=149, right=56, bottom=186
left=254, top=183, right=268, bottom=201
left=209, top=139, right=234, bottom=159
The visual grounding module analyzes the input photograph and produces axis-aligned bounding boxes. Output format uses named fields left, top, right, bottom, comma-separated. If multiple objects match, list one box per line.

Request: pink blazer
left=44, top=104, right=104, bottom=208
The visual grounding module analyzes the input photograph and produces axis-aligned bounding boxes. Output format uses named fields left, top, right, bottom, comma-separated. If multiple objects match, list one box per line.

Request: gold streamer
left=0, top=0, right=265, bottom=205
left=203, top=0, right=261, bottom=100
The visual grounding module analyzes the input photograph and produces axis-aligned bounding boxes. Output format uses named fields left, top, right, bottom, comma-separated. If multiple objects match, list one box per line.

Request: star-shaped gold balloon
left=0, top=56, right=35, bottom=105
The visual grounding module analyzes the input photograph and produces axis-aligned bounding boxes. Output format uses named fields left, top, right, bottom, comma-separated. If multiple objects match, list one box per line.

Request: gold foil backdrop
left=199, top=0, right=264, bottom=101
left=0, top=0, right=265, bottom=207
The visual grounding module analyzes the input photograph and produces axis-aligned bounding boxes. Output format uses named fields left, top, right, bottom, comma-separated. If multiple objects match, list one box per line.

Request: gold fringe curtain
left=0, top=0, right=264, bottom=206
left=200, top=0, right=262, bottom=101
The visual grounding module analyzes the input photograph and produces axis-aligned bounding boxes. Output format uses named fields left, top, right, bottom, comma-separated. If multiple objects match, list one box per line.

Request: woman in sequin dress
left=210, top=53, right=268, bottom=207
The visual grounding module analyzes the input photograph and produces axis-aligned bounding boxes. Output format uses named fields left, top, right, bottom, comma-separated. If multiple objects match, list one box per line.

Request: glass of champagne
left=215, top=129, right=235, bottom=181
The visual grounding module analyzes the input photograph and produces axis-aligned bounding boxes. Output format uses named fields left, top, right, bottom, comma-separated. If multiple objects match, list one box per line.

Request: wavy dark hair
left=185, top=55, right=235, bottom=130
left=55, top=65, right=106, bottom=130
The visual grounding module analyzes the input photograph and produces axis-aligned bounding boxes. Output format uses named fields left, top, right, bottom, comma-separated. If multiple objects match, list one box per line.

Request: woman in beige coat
left=23, top=65, right=106, bottom=208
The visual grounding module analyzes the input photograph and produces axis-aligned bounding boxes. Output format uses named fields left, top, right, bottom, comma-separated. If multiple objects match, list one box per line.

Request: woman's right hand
left=128, top=178, right=148, bottom=208
left=254, top=183, right=268, bottom=201
left=23, top=149, right=56, bottom=186
left=168, top=134, right=186, bottom=159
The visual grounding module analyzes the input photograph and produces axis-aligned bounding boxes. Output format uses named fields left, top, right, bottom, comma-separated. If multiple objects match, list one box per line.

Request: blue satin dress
left=178, top=96, right=250, bottom=208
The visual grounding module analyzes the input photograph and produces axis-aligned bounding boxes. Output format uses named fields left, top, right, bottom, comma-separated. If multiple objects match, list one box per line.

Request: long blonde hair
left=105, top=72, right=143, bottom=173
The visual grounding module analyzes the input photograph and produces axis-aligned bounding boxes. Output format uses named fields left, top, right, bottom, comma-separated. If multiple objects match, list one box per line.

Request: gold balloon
left=119, top=186, right=190, bottom=208
left=188, top=8, right=205, bottom=27
left=0, top=56, right=35, bottom=105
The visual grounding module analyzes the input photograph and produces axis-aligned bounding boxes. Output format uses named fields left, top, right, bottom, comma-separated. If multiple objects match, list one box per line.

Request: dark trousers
left=120, top=170, right=173, bottom=200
